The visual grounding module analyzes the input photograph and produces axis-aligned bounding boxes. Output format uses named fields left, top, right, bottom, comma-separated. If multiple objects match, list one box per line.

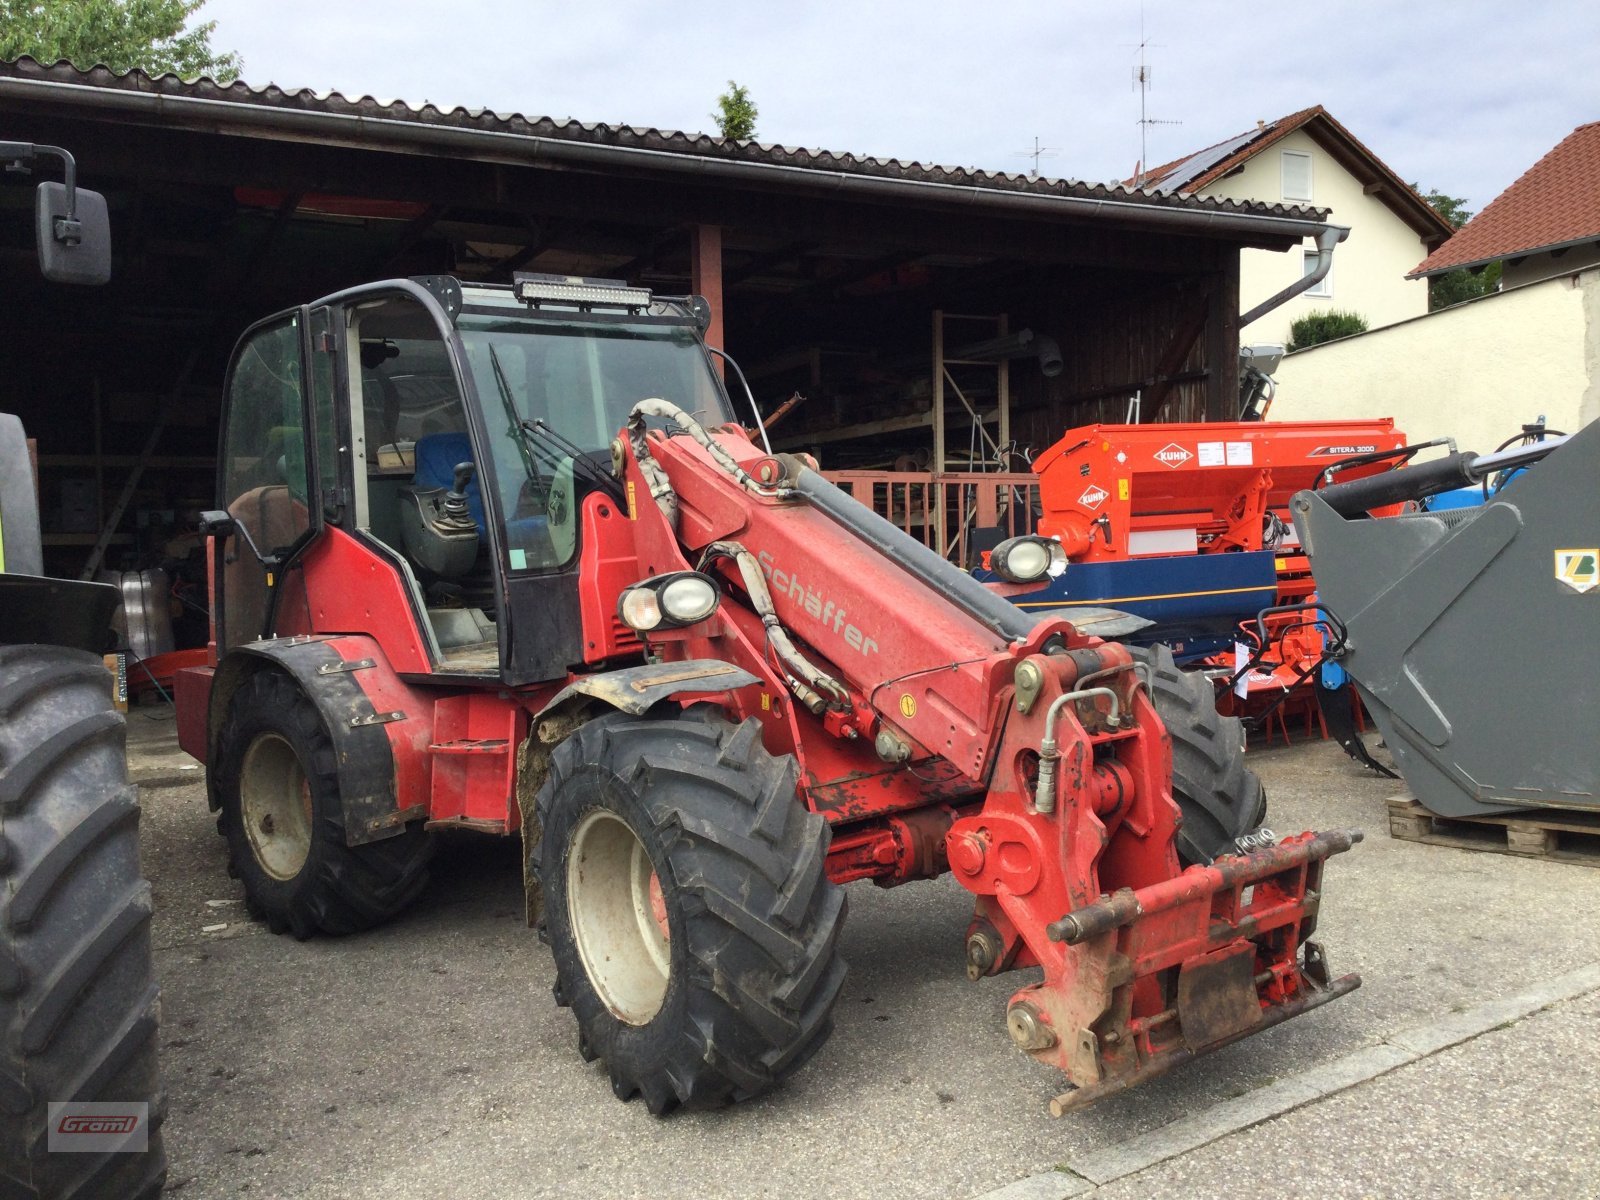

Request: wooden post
left=932, top=309, right=946, bottom=549
left=691, top=224, right=725, bottom=376
left=932, top=309, right=947, bottom=473
left=1204, top=252, right=1241, bottom=421
left=997, top=313, right=1010, bottom=455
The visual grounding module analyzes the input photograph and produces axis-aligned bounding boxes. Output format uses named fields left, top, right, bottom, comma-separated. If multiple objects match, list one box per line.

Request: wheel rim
left=566, top=809, right=671, bottom=1025
left=239, top=732, right=314, bottom=881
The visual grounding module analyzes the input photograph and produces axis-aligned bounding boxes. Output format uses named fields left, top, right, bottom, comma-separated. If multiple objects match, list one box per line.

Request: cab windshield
left=457, top=316, right=732, bottom=571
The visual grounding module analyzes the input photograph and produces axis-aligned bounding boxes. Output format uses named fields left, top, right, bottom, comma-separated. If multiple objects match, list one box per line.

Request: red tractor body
left=178, top=275, right=1358, bottom=1113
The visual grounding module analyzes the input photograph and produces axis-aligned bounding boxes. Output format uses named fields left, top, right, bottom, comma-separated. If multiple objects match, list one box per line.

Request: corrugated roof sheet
left=0, top=56, right=1329, bottom=222
left=1411, top=121, right=1600, bottom=276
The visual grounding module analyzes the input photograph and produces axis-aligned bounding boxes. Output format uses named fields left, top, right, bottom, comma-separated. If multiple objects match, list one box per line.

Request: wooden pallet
left=1386, top=797, right=1600, bottom=867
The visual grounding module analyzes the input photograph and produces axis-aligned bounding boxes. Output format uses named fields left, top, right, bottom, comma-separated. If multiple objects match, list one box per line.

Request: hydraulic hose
left=627, top=397, right=1033, bottom=645
left=705, top=540, right=848, bottom=710
left=625, top=400, right=847, bottom=710
left=1314, top=452, right=1479, bottom=516
left=1312, top=435, right=1571, bottom=517
left=628, top=398, right=788, bottom=498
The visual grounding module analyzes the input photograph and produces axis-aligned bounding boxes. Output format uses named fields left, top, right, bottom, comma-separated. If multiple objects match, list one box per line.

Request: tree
left=0, top=0, right=240, bottom=81
left=713, top=80, right=758, bottom=141
left=1287, top=308, right=1369, bottom=353
left=1412, top=183, right=1502, bottom=310
left=1418, top=186, right=1472, bottom=229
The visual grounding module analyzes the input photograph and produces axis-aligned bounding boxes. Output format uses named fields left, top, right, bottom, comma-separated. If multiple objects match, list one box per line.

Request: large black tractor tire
left=1130, top=644, right=1267, bottom=865
left=0, top=646, right=166, bottom=1199
left=536, top=708, right=847, bottom=1115
left=213, top=670, right=432, bottom=939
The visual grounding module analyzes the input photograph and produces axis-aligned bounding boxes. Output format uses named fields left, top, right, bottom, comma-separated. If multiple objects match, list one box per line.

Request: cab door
left=215, top=306, right=328, bottom=649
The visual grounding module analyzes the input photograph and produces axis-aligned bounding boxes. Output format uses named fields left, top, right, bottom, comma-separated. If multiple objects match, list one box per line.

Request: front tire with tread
left=536, top=708, right=847, bottom=1115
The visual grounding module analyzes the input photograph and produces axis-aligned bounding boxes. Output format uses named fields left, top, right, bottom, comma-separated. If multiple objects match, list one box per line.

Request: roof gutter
left=0, top=75, right=1339, bottom=247
left=1407, top=232, right=1600, bottom=279
left=1240, top=224, right=1349, bottom=328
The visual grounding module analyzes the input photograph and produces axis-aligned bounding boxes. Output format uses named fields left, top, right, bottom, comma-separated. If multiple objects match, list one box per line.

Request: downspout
left=1240, top=225, right=1349, bottom=328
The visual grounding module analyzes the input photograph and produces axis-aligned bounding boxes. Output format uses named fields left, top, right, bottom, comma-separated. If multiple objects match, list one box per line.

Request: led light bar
left=512, top=271, right=652, bottom=311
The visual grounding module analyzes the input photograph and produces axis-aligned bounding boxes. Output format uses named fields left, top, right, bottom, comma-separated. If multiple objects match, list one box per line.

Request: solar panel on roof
left=1147, top=130, right=1258, bottom=193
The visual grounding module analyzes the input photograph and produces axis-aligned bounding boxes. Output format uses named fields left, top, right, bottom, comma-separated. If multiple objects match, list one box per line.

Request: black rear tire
left=1130, top=644, right=1267, bottom=865
left=213, top=670, right=432, bottom=938
left=0, top=645, right=166, bottom=1199
left=536, top=708, right=847, bottom=1114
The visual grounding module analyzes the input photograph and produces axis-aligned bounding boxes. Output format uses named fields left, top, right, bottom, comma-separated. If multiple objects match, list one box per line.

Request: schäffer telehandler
left=176, top=272, right=1361, bottom=1115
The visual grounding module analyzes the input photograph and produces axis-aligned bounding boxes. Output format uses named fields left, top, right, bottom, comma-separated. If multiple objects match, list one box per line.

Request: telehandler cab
left=177, top=272, right=1361, bottom=1115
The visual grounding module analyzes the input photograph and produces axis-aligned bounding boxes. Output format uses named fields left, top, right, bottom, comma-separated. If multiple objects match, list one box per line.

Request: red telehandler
left=176, top=273, right=1360, bottom=1115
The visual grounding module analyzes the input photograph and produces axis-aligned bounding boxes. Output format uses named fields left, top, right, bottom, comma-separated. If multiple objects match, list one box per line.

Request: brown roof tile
left=1131, top=106, right=1452, bottom=244
left=1129, top=107, right=1324, bottom=192
left=1411, top=121, right=1600, bottom=276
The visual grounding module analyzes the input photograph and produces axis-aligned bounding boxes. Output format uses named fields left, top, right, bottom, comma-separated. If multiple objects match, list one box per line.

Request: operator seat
left=398, top=433, right=499, bottom=638
left=411, top=432, right=486, bottom=537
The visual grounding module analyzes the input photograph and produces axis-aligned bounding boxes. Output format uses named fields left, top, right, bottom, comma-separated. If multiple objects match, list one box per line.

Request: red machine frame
left=1032, top=418, right=1406, bottom=563
left=178, top=281, right=1360, bottom=1110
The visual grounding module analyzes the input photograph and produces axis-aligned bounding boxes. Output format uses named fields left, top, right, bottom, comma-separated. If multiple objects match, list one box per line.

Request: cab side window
left=220, top=316, right=310, bottom=554
left=218, top=315, right=310, bottom=646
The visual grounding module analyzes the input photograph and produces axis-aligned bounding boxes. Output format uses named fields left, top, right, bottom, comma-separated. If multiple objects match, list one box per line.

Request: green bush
left=1287, top=309, right=1369, bottom=353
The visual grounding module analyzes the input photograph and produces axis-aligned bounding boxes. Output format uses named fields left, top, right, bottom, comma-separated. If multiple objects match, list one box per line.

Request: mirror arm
left=198, top=510, right=279, bottom=570
left=6, top=142, right=82, bottom=240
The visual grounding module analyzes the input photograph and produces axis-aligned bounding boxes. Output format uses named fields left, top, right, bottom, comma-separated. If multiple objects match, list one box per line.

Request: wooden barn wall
left=1000, top=264, right=1234, bottom=457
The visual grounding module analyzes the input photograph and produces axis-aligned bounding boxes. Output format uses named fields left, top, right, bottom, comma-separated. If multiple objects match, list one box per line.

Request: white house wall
left=1200, top=130, right=1433, bottom=346
left=1271, top=267, right=1599, bottom=453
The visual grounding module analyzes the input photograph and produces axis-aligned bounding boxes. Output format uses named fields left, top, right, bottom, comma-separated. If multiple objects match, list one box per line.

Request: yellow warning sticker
left=626, top=479, right=637, bottom=520
left=899, top=694, right=917, bottom=719
left=1117, top=478, right=1130, bottom=501
left=1555, top=549, right=1599, bottom=593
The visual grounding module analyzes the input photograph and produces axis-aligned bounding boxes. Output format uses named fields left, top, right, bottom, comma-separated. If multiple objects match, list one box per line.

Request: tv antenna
left=1128, top=10, right=1180, bottom=188
left=1014, top=136, right=1060, bottom=178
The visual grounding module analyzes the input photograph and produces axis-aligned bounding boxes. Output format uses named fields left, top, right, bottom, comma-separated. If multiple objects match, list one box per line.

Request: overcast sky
left=204, top=0, right=1597, bottom=216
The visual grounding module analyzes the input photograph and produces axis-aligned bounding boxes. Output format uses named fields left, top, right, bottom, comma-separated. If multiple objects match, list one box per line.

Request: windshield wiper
left=519, top=418, right=626, bottom=504
left=485, top=342, right=543, bottom=482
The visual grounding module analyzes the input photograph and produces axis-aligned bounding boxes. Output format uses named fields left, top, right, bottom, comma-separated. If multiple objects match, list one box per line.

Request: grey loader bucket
left=1291, top=420, right=1598, bottom=820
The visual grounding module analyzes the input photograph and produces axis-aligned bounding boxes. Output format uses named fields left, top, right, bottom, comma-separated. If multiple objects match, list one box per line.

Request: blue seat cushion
left=413, top=432, right=486, bottom=540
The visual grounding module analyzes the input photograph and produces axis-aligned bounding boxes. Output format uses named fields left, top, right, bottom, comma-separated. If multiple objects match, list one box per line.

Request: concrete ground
left=123, top=705, right=1600, bottom=1200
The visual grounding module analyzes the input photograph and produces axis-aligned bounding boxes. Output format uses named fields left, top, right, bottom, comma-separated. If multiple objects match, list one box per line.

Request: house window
left=1303, top=248, right=1332, bottom=297
left=1281, top=150, right=1313, bottom=202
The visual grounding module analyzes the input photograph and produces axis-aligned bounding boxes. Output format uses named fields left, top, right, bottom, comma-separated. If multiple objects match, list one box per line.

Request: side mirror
left=36, top=180, right=111, bottom=286
left=197, top=511, right=238, bottom=537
